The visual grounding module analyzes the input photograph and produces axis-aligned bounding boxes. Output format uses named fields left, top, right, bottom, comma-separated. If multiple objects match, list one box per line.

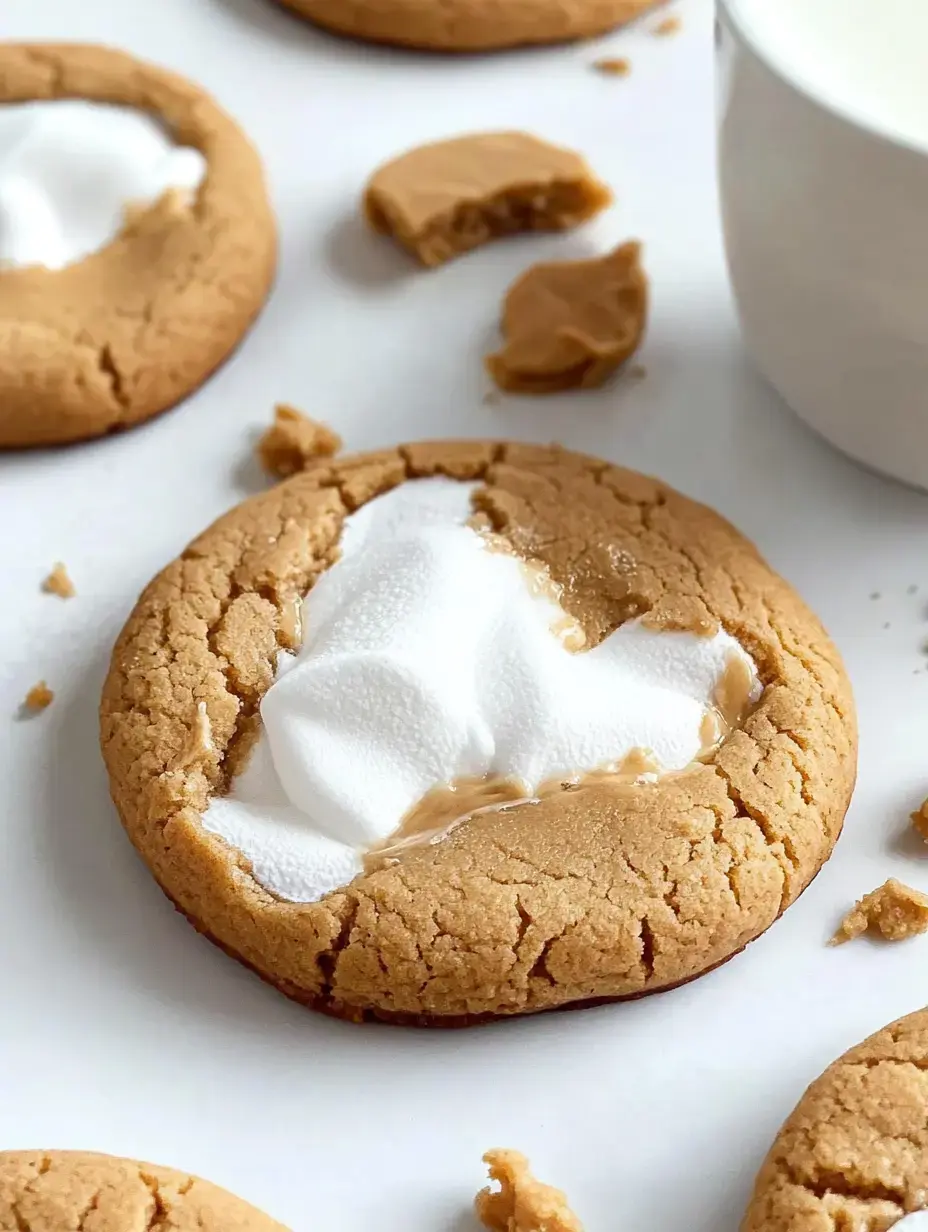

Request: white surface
left=726, top=0, right=928, bottom=150
left=0, top=100, right=205, bottom=269
left=1, top=1, right=927, bottom=1230
left=718, top=1, right=928, bottom=492
left=205, top=476, right=758, bottom=902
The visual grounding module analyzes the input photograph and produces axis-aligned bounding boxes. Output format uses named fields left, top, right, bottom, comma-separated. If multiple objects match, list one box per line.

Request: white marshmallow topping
left=202, top=478, right=762, bottom=903
left=0, top=100, right=206, bottom=270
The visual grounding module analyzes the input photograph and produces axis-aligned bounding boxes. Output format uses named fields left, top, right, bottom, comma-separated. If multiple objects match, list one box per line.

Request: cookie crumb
left=870, top=591, right=881, bottom=600
left=910, top=584, right=919, bottom=595
left=912, top=800, right=928, bottom=841
left=476, top=1150, right=582, bottom=1232
left=831, top=878, right=928, bottom=944
left=257, top=404, right=342, bottom=479
left=22, top=681, right=54, bottom=713
left=652, top=15, right=681, bottom=35
left=628, top=363, right=648, bottom=381
left=42, top=562, right=75, bottom=598
left=483, top=389, right=502, bottom=406
left=592, top=57, right=631, bottom=77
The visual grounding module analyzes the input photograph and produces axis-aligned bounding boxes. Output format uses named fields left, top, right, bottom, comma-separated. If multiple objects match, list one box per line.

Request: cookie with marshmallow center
left=742, top=1008, right=928, bottom=1232
left=0, top=44, right=276, bottom=448
left=101, top=441, right=856, bottom=1025
left=0, top=1151, right=286, bottom=1231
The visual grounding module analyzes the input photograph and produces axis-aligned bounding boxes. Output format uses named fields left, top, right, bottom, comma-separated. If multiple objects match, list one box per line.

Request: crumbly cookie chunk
left=831, top=878, right=928, bottom=944
left=486, top=244, right=648, bottom=394
left=273, top=0, right=664, bottom=52
left=41, top=562, right=75, bottom=598
left=592, top=57, right=632, bottom=76
left=364, top=133, right=612, bottom=268
left=23, top=681, right=54, bottom=712
left=0, top=1150, right=287, bottom=1232
left=742, top=1008, right=928, bottom=1232
left=911, top=799, right=928, bottom=840
left=257, top=404, right=342, bottom=479
left=476, top=1151, right=582, bottom=1232
left=101, top=441, right=856, bottom=1025
left=0, top=44, right=276, bottom=449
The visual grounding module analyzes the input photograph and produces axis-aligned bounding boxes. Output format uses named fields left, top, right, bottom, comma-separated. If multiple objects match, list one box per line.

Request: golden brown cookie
left=0, top=44, right=277, bottom=449
left=273, top=0, right=663, bottom=51
left=0, top=1151, right=285, bottom=1232
left=100, top=441, right=856, bottom=1026
left=486, top=242, right=648, bottom=393
left=742, top=1008, right=928, bottom=1232
left=364, top=133, right=612, bottom=268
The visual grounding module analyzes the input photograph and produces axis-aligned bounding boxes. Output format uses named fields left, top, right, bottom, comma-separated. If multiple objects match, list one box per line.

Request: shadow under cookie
left=0, top=44, right=277, bottom=449
left=100, top=441, right=857, bottom=1026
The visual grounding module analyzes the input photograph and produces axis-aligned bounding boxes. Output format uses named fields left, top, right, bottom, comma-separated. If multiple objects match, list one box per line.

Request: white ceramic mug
left=717, top=0, right=928, bottom=490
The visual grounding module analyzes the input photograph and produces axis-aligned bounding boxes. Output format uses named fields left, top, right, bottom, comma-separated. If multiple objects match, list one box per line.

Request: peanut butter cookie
left=0, top=1151, right=286, bottom=1232
left=364, top=133, right=612, bottom=268
left=742, top=1008, right=928, bottom=1232
left=0, top=44, right=276, bottom=449
left=273, top=0, right=663, bottom=51
left=101, top=441, right=856, bottom=1026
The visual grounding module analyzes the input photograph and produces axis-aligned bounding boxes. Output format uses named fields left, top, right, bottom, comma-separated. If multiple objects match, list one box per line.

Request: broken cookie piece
left=257, top=404, right=342, bottom=479
left=912, top=799, right=928, bottom=840
left=476, top=1150, right=582, bottom=1232
left=486, top=241, right=648, bottom=394
left=364, top=132, right=612, bottom=268
left=41, top=562, right=75, bottom=598
left=831, top=878, right=928, bottom=944
left=22, top=681, right=54, bottom=713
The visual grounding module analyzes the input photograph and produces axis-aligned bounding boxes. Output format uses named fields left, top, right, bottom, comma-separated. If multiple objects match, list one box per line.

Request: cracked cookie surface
left=0, top=1150, right=286, bottom=1232
left=272, top=0, right=664, bottom=52
left=100, top=440, right=856, bottom=1026
left=0, top=44, right=276, bottom=449
left=742, top=1008, right=928, bottom=1232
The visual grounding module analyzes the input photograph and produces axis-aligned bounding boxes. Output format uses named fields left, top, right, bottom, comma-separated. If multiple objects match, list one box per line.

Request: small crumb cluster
left=257, top=403, right=342, bottom=479
left=476, top=1150, right=582, bottom=1232
left=831, top=878, right=928, bottom=944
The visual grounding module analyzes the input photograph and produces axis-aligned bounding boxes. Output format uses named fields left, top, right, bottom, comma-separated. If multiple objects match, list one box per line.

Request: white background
left=2, top=1, right=928, bottom=1229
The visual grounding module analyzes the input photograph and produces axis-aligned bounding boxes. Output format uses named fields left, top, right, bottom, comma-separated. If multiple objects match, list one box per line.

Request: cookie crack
left=97, top=343, right=129, bottom=412
left=782, top=1162, right=907, bottom=1209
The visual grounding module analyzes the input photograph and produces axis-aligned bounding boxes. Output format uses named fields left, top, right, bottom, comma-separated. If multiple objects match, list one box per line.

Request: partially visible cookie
left=742, top=1009, right=928, bottom=1232
left=486, top=243, right=648, bottom=393
left=0, top=1151, right=286, bottom=1232
left=274, top=0, right=664, bottom=51
left=0, top=44, right=277, bottom=449
left=364, top=133, right=612, bottom=268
